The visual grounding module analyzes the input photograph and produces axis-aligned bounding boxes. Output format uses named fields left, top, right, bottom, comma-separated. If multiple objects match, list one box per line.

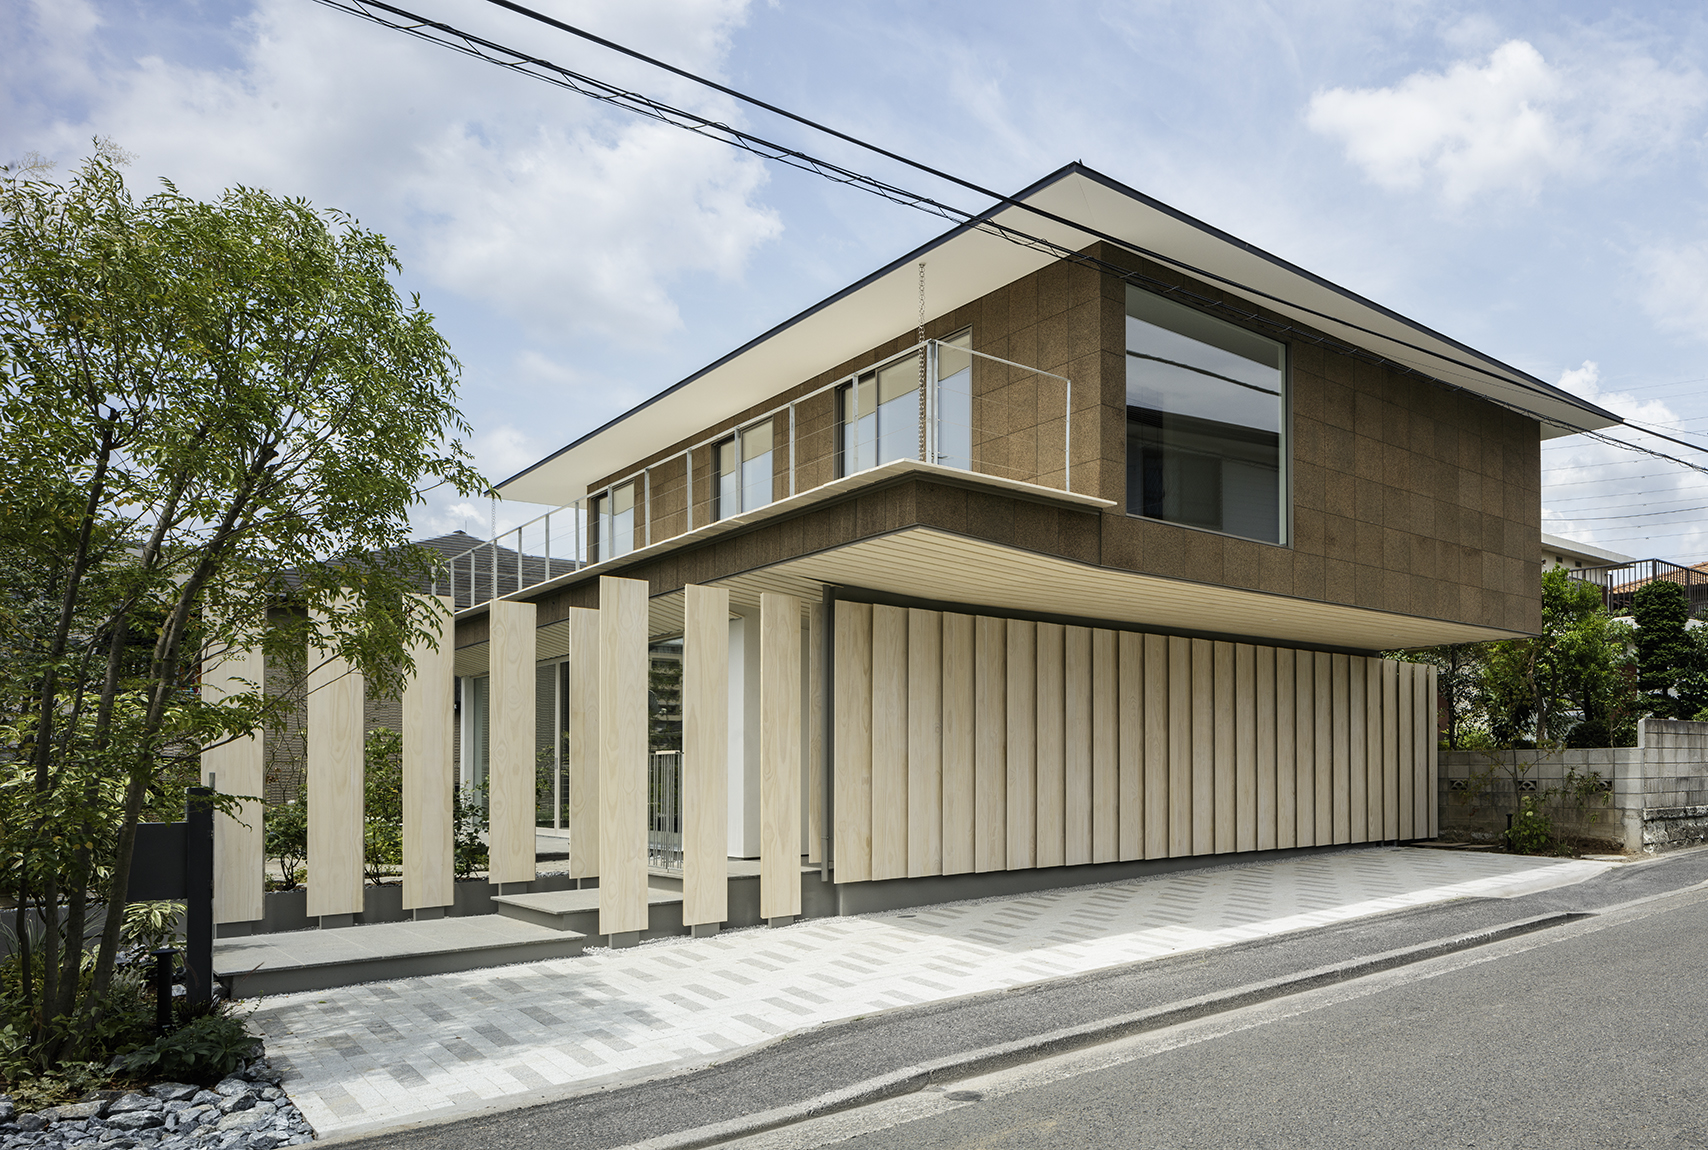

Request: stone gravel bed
left=0, top=1057, right=312, bottom=1150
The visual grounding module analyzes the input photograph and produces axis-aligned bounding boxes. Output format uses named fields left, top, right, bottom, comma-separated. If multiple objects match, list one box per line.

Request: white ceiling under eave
left=497, top=164, right=1621, bottom=507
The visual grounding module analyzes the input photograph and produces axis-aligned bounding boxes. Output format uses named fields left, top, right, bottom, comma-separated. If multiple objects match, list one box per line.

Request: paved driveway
left=251, top=847, right=1607, bottom=1139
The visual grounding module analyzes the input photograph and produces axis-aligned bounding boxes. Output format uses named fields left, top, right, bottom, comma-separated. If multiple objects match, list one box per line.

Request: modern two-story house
left=416, top=162, right=1620, bottom=934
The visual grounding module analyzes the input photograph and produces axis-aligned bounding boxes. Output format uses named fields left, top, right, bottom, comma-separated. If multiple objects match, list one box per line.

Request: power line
left=1544, top=503, right=1708, bottom=522
left=315, top=0, right=1708, bottom=484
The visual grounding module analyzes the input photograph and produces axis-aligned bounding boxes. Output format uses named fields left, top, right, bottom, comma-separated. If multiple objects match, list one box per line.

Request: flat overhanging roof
left=498, top=162, right=1621, bottom=505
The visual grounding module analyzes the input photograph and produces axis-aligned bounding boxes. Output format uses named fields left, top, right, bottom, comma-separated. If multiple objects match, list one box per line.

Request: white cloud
left=1306, top=38, right=1707, bottom=205
left=6, top=0, right=780, bottom=345
left=1542, top=361, right=1708, bottom=561
left=1635, top=240, right=1708, bottom=344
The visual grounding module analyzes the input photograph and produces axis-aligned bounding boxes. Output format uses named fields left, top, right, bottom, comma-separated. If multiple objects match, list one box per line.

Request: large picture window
left=1125, top=287, right=1287, bottom=544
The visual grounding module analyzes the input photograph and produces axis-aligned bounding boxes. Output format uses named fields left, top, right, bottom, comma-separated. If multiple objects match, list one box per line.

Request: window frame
left=1122, top=289, right=1292, bottom=547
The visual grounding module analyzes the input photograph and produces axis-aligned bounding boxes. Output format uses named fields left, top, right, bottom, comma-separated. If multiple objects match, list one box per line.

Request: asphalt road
left=332, top=848, right=1708, bottom=1150
left=734, top=877, right=1708, bottom=1149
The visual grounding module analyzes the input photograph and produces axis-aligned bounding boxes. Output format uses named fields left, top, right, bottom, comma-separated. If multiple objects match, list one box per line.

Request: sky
left=6, top=0, right=1708, bottom=564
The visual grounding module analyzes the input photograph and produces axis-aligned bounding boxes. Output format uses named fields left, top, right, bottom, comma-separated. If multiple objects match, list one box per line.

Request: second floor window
left=591, top=479, right=637, bottom=562
left=713, top=418, right=774, bottom=521
left=838, top=331, right=972, bottom=477
left=1125, top=287, right=1287, bottom=544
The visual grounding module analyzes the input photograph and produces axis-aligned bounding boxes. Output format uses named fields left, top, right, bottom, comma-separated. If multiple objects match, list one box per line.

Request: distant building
left=1542, top=532, right=1633, bottom=572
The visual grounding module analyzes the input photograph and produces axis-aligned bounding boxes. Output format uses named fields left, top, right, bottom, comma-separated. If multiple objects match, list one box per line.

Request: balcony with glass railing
left=435, top=336, right=1076, bottom=610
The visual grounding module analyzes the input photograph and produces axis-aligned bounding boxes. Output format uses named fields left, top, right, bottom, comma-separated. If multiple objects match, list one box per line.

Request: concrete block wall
left=1438, top=719, right=1708, bottom=852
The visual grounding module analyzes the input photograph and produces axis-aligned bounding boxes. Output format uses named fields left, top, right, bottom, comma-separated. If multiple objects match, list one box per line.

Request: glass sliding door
left=713, top=418, right=775, bottom=521
left=591, top=479, right=637, bottom=561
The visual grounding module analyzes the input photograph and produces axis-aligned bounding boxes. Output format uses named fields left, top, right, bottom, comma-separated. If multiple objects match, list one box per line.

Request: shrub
left=115, top=1008, right=258, bottom=1085
left=1504, top=798, right=1555, bottom=854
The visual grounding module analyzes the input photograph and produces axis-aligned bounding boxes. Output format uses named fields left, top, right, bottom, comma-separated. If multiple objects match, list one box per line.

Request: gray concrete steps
left=214, top=915, right=589, bottom=998
left=491, top=885, right=685, bottom=938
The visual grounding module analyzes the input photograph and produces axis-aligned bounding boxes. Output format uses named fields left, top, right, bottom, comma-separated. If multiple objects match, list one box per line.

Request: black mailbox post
left=126, top=786, right=214, bottom=1003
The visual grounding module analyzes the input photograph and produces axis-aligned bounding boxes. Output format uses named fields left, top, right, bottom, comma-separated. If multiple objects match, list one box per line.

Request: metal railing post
left=788, top=403, right=796, bottom=497
left=1064, top=375, right=1073, bottom=493
left=515, top=527, right=523, bottom=592
left=686, top=446, right=694, bottom=531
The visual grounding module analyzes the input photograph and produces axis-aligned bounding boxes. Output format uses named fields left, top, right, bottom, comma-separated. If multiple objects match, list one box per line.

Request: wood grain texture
left=1313, top=651, right=1332, bottom=847
left=1117, top=631, right=1143, bottom=862
left=1396, top=660, right=1414, bottom=841
left=1143, top=634, right=1169, bottom=859
left=307, top=613, right=364, bottom=919
left=1168, top=636, right=1192, bottom=857
left=683, top=585, right=730, bottom=927
left=1034, top=622, right=1066, bottom=868
left=1275, top=648, right=1296, bottom=850
left=760, top=592, right=803, bottom=919
left=975, top=616, right=1008, bottom=872
left=1428, top=666, right=1440, bottom=839
left=206, top=639, right=266, bottom=924
left=1234, top=644, right=1256, bottom=855
left=833, top=602, right=873, bottom=882
left=598, top=577, right=649, bottom=937
left=869, top=604, right=909, bottom=881
left=1348, top=655, right=1368, bottom=844
left=1063, top=626, right=1093, bottom=867
left=1191, top=639, right=1214, bottom=856
left=1294, top=649, right=1316, bottom=847
left=1090, top=629, right=1118, bottom=864
left=1213, top=641, right=1235, bottom=855
left=1255, top=645, right=1277, bottom=852
left=1383, top=658, right=1400, bottom=841
left=940, top=612, right=976, bottom=875
left=806, top=604, right=824, bottom=865
left=1365, top=657, right=1382, bottom=842
left=566, top=608, right=600, bottom=879
left=488, top=600, right=538, bottom=887
left=1005, top=620, right=1037, bottom=870
left=1331, top=653, right=1351, bottom=845
left=907, top=609, right=943, bottom=877
left=401, top=596, right=454, bottom=913
left=1413, top=661, right=1430, bottom=840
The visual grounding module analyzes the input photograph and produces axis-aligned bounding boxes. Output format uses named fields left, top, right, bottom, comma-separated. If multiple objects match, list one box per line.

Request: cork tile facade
left=438, top=163, right=1617, bottom=911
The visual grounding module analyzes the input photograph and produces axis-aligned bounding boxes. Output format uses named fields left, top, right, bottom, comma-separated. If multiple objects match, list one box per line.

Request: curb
left=621, top=910, right=1586, bottom=1150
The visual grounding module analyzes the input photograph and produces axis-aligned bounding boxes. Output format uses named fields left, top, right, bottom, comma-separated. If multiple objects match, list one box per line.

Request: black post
left=184, top=787, right=214, bottom=1003
left=152, top=947, right=177, bottom=1033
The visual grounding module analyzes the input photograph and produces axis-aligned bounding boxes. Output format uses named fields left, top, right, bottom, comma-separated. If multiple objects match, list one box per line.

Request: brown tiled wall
left=555, top=243, right=1540, bottom=639
left=1092, top=245, right=1540, bottom=635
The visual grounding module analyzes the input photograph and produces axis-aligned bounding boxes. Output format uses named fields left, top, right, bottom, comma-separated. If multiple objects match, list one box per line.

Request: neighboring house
left=1542, top=532, right=1633, bottom=572
left=436, top=162, right=1620, bottom=912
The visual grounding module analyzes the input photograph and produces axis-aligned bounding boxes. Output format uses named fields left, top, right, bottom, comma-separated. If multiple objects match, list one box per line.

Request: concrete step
left=213, top=915, right=589, bottom=998
left=492, top=885, right=686, bottom=939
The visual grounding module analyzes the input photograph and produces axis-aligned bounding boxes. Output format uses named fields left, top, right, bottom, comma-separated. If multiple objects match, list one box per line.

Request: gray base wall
left=1439, top=719, right=1708, bottom=853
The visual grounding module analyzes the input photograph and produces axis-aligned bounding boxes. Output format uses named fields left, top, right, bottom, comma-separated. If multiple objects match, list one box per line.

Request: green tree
left=0, top=145, right=484, bottom=1070
left=1632, top=579, right=1693, bottom=718
left=1480, top=568, right=1638, bottom=750
left=1407, top=643, right=1484, bottom=750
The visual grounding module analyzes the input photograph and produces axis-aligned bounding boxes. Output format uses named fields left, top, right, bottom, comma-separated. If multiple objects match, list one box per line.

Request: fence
left=1568, top=558, right=1708, bottom=617
left=648, top=750, right=682, bottom=872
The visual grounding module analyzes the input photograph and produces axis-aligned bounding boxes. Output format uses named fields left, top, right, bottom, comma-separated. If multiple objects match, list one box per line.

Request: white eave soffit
left=498, top=165, right=1620, bottom=505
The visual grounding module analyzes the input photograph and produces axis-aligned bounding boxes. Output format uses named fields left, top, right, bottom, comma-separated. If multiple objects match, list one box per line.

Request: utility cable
left=315, top=0, right=1708, bottom=481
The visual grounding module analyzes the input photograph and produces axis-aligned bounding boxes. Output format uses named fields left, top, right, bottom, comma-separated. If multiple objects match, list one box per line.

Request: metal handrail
left=433, top=340, right=1073, bottom=608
